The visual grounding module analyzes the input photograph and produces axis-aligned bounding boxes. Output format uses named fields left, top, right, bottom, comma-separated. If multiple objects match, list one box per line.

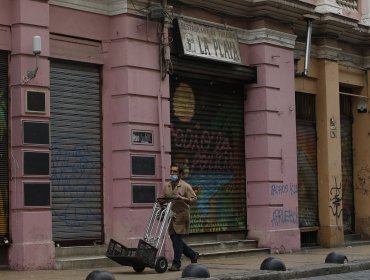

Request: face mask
left=170, top=175, right=178, bottom=181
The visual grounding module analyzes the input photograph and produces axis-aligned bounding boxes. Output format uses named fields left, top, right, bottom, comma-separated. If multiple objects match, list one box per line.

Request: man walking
left=161, top=163, right=199, bottom=271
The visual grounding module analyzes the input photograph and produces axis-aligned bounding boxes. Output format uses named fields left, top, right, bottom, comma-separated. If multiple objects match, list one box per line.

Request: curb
left=178, top=259, right=370, bottom=280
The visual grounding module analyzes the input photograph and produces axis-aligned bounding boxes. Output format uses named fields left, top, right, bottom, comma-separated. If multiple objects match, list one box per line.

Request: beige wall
left=296, top=56, right=370, bottom=245
left=316, top=60, right=343, bottom=247
left=352, top=71, right=370, bottom=238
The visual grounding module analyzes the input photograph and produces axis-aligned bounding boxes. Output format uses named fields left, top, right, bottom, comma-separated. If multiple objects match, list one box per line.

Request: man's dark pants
left=170, top=233, right=196, bottom=268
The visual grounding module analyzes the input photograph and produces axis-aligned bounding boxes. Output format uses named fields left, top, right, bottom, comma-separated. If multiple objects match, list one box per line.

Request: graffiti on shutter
left=170, top=77, right=246, bottom=233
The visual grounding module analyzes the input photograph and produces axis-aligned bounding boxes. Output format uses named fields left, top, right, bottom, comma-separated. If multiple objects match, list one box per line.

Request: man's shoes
left=168, top=265, right=181, bottom=271
left=191, top=252, right=199, bottom=263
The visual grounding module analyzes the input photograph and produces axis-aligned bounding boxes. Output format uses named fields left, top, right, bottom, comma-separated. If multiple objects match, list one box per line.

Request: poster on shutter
left=175, top=18, right=242, bottom=65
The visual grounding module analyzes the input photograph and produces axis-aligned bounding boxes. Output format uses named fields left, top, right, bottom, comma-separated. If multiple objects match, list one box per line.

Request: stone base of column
left=8, top=242, right=55, bottom=270
left=319, top=225, right=344, bottom=248
left=248, top=228, right=300, bottom=253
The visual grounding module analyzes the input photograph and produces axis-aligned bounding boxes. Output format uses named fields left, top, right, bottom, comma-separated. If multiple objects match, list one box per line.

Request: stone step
left=344, top=233, right=370, bottom=247
left=189, top=239, right=259, bottom=253
left=55, top=245, right=107, bottom=258
left=344, top=233, right=362, bottom=242
left=55, top=255, right=119, bottom=270
left=198, top=248, right=270, bottom=260
left=345, top=239, right=370, bottom=247
left=55, top=239, right=268, bottom=270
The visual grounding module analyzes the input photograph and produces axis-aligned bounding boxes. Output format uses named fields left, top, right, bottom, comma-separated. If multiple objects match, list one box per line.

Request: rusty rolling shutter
left=296, top=93, right=319, bottom=228
left=170, top=76, right=246, bottom=233
left=0, top=51, right=8, bottom=241
left=340, top=94, right=354, bottom=234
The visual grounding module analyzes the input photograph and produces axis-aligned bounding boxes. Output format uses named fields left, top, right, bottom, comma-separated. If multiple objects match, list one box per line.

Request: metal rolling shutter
left=50, top=60, right=102, bottom=242
left=0, top=51, right=8, bottom=240
left=340, top=94, right=354, bottom=234
left=170, top=76, right=246, bottom=233
left=296, top=93, right=319, bottom=228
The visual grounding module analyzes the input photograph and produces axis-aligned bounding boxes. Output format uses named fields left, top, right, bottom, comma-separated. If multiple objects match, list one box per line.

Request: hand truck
left=106, top=198, right=174, bottom=273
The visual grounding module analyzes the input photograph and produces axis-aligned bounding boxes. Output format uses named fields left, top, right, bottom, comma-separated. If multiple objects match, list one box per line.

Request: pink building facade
left=1, top=0, right=369, bottom=271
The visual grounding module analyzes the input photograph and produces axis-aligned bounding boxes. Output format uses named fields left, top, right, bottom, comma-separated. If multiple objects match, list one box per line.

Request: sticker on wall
left=132, top=130, right=153, bottom=145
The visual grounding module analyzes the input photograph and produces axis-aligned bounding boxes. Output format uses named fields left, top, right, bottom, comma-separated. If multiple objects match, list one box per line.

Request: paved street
left=296, top=269, right=370, bottom=280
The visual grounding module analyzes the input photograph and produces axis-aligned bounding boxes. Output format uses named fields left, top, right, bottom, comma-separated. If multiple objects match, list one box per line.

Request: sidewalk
left=2, top=244, right=370, bottom=280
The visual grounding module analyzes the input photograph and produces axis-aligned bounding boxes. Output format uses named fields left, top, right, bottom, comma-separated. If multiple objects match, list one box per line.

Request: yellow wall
left=352, top=71, right=370, bottom=238
left=295, top=58, right=370, bottom=246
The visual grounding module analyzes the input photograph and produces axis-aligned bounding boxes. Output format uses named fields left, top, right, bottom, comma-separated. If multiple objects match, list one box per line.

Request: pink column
left=243, top=43, right=300, bottom=252
left=8, top=0, right=54, bottom=270
left=107, top=14, right=171, bottom=256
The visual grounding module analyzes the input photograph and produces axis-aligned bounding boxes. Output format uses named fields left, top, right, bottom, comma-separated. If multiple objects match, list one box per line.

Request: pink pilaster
left=243, top=43, right=300, bottom=252
left=105, top=14, right=172, bottom=256
left=8, top=0, right=54, bottom=270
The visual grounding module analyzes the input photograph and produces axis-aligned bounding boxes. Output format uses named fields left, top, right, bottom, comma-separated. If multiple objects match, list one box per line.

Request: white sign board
left=177, top=19, right=242, bottom=64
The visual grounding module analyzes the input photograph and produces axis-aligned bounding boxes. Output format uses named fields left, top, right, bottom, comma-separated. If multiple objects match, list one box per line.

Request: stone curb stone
left=177, top=260, right=370, bottom=280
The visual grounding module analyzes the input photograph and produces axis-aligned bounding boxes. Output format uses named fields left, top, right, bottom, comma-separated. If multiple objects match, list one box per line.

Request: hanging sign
left=176, top=18, right=242, bottom=64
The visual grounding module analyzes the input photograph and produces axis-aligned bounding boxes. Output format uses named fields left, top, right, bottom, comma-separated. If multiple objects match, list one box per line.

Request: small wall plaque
left=24, top=152, right=50, bottom=175
left=132, top=130, right=153, bottom=145
left=23, top=121, right=50, bottom=145
left=132, top=184, right=156, bottom=204
left=24, top=183, right=50, bottom=207
left=131, top=155, right=156, bottom=176
left=26, top=91, right=46, bottom=113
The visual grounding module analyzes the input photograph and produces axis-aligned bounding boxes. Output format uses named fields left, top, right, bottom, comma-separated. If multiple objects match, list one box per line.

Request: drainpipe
left=158, top=91, right=166, bottom=189
left=158, top=0, right=168, bottom=188
left=296, top=15, right=317, bottom=77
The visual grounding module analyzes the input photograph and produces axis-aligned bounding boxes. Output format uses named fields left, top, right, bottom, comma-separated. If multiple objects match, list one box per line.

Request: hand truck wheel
left=132, top=264, right=146, bottom=273
left=155, top=256, right=168, bottom=273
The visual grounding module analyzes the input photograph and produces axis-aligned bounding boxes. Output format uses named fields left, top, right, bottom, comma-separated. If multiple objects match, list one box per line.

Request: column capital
left=316, top=45, right=341, bottom=61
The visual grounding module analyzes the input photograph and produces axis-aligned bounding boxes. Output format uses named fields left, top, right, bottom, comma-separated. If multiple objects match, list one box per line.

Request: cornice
left=363, top=57, right=370, bottom=70
left=296, top=41, right=365, bottom=68
left=48, top=0, right=111, bottom=14
left=315, top=0, right=342, bottom=15
left=173, top=15, right=297, bottom=49
left=48, top=0, right=155, bottom=16
left=238, top=28, right=297, bottom=49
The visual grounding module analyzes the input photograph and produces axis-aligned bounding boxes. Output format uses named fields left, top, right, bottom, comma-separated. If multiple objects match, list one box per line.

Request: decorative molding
left=174, top=15, right=297, bottom=49
left=363, top=57, right=370, bottom=69
left=296, top=40, right=364, bottom=68
left=316, top=45, right=341, bottom=61
left=338, top=52, right=363, bottom=68
left=360, top=15, right=370, bottom=27
left=315, top=0, right=343, bottom=15
left=238, top=28, right=297, bottom=49
left=48, top=0, right=155, bottom=16
left=48, top=0, right=111, bottom=14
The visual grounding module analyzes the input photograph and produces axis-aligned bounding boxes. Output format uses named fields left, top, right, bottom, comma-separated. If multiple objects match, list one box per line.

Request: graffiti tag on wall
left=329, top=177, right=342, bottom=225
left=271, top=183, right=298, bottom=196
left=271, top=208, right=298, bottom=227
